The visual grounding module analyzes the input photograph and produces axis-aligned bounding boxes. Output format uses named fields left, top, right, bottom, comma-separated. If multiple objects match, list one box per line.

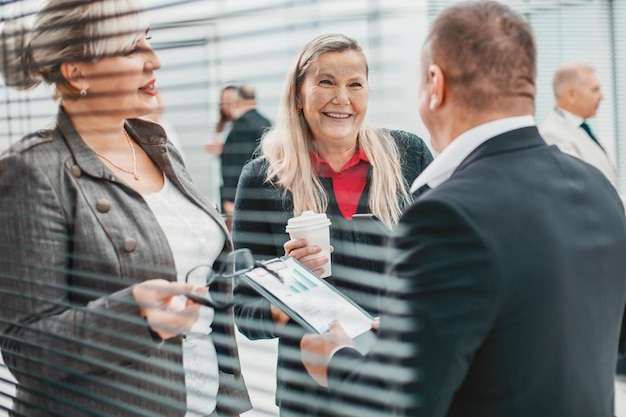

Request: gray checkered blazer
left=0, top=108, right=251, bottom=417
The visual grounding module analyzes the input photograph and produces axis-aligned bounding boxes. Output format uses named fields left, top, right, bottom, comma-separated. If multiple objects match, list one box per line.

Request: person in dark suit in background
left=220, top=84, right=271, bottom=227
left=301, top=2, right=626, bottom=417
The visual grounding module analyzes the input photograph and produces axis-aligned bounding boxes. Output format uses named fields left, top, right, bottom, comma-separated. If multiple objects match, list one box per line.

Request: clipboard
left=239, top=256, right=377, bottom=354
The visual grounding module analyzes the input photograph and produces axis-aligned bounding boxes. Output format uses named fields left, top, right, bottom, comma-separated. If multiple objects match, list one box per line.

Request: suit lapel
left=129, top=121, right=232, bottom=242
left=544, top=111, right=618, bottom=186
left=57, top=108, right=110, bottom=179
left=454, top=126, right=546, bottom=176
left=549, top=111, right=608, bottom=158
left=57, top=107, right=232, bottom=244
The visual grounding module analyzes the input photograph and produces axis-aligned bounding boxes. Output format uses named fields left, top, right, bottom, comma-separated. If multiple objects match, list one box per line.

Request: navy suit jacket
left=327, top=127, right=626, bottom=417
left=220, top=108, right=271, bottom=203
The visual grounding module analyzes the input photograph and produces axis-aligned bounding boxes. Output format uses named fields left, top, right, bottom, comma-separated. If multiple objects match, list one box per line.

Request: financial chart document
left=244, top=257, right=373, bottom=338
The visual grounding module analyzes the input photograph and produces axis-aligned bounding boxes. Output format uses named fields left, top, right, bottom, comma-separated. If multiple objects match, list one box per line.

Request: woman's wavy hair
left=261, top=33, right=411, bottom=226
left=0, top=0, right=148, bottom=100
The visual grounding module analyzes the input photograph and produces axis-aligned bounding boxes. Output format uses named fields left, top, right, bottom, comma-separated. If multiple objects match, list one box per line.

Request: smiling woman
left=0, top=0, right=251, bottom=416
left=231, top=33, right=433, bottom=417
left=298, top=50, right=369, bottom=170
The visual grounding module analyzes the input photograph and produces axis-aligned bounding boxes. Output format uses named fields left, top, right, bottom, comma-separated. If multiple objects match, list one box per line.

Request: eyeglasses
left=184, top=248, right=284, bottom=309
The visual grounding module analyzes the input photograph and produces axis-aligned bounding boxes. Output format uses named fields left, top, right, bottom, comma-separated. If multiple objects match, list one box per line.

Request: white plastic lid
left=285, top=210, right=331, bottom=232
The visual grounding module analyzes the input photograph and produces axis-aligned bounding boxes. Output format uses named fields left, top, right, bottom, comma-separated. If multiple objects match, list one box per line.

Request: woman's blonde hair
left=0, top=0, right=148, bottom=99
left=261, top=33, right=411, bottom=226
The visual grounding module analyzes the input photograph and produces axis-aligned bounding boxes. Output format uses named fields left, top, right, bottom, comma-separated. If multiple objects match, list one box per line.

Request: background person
left=203, top=85, right=239, bottom=208
left=539, top=61, right=619, bottom=189
left=0, top=0, right=251, bottom=416
left=220, top=84, right=272, bottom=226
left=301, top=3, right=626, bottom=417
left=232, top=33, right=432, bottom=417
left=208, top=85, right=239, bottom=150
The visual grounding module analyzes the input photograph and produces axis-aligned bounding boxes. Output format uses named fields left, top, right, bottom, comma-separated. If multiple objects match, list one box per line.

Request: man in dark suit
left=300, top=1, right=626, bottom=416
left=220, top=84, right=271, bottom=226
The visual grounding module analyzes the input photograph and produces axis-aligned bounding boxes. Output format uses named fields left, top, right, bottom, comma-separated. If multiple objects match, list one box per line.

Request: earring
left=80, top=89, right=87, bottom=97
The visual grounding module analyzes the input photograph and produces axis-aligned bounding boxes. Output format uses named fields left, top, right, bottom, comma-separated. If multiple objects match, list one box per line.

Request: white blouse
left=143, top=175, right=225, bottom=417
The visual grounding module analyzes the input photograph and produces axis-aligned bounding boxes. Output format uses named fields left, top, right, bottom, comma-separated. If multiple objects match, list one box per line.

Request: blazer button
left=71, top=165, right=82, bottom=178
left=159, top=146, right=167, bottom=153
left=123, top=238, right=137, bottom=253
left=96, top=198, right=111, bottom=213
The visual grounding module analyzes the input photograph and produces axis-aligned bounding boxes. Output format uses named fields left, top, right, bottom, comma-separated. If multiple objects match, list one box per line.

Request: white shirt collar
left=555, top=107, right=584, bottom=127
left=410, top=116, right=536, bottom=192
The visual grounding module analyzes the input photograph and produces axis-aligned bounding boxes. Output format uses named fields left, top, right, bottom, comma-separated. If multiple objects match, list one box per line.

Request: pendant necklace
left=95, top=129, right=140, bottom=181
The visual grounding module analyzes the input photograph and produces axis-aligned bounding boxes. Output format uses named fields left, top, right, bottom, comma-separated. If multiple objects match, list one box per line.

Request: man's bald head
left=553, top=61, right=603, bottom=119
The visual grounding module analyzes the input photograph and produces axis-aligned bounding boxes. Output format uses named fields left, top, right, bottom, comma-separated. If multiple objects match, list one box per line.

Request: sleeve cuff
left=329, top=344, right=357, bottom=360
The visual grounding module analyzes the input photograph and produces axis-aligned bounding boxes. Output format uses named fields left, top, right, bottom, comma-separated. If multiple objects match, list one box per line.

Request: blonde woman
left=232, top=33, right=432, bottom=417
left=0, top=0, right=250, bottom=416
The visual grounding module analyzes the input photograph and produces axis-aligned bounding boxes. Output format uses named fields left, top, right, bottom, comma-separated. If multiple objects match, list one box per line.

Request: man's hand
left=300, top=321, right=356, bottom=387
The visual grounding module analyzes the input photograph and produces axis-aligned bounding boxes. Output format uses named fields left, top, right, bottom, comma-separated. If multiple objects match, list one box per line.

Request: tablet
left=239, top=256, right=377, bottom=354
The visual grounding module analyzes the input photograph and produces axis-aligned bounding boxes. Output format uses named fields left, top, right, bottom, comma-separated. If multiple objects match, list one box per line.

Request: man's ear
left=60, top=62, right=89, bottom=92
left=564, top=84, right=578, bottom=103
left=428, top=64, right=445, bottom=110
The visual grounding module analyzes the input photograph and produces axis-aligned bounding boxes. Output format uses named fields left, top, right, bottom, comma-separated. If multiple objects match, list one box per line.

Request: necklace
left=95, top=129, right=139, bottom=181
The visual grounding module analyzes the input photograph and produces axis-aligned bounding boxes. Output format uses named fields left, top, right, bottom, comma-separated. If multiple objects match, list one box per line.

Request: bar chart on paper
left=285, top=267, right=318, bottom=294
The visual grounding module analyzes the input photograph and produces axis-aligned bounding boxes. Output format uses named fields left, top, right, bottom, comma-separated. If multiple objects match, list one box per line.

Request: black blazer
left=220, top=108, right=271, bottom=203
left=327, top=127, right=626, bottom=417
left=232, top=129, right=432, bottom=413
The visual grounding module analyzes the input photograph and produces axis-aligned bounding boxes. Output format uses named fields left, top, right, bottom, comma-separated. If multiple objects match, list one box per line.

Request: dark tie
left=580, top=121, right=603, bottom=149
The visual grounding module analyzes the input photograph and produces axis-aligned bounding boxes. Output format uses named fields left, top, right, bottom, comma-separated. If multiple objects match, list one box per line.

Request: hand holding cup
left=285, top=211, right=332, bottom=278
left=284, top=238, right=334, bottom=277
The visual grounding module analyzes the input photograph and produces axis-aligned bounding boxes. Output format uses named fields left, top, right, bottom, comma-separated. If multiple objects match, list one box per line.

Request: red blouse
left=310, top=148, right=370, bottom=219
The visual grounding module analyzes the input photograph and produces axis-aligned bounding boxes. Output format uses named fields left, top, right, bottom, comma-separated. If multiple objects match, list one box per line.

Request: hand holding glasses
left=184, top=248, right=284, bottom=310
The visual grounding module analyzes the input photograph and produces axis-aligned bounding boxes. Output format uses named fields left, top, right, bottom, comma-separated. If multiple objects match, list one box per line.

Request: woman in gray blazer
left=0, top=1, right=250, bottom=416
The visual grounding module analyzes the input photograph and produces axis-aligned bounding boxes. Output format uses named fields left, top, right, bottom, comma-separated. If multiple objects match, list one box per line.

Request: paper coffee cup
left=285, top=211, right=332, bottom=278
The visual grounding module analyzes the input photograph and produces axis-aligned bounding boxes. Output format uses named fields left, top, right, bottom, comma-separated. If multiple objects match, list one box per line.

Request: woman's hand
left=284, top=238, right=333, bottom=277
left=371, top=317, right=380, bottom=331
left=133, top=279, right=200, bottom=340
left=270, top=303, right=290, bottom=326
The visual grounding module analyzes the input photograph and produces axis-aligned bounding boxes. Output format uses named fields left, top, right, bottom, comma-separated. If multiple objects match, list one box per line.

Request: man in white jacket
left=539, top=61, right=619, bottom=189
